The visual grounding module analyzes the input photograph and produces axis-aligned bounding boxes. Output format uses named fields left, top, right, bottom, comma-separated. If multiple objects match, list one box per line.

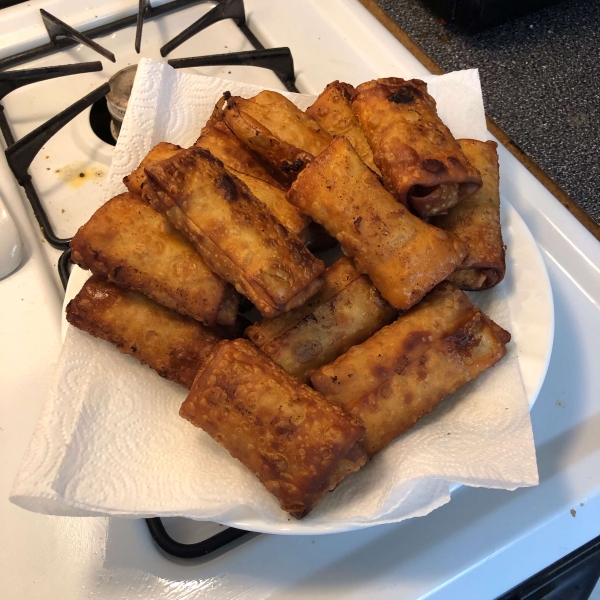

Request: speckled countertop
left=374, top=0, right=600, bottom=223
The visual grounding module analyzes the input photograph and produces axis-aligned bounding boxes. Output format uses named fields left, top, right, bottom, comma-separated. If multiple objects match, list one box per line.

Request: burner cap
left=106, top=65, right=137, bottom=139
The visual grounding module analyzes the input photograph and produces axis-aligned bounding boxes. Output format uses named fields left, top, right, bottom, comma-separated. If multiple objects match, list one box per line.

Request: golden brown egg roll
left=66, top=275, right=223, bottom=389
left=223, top=90, right=332, bottom=183
left=306, top=81, right=380, bottom=175
left=144, top=147, right=325, bottom=319
left=352, top=78, right=482, bottom=217
left=286, top=137, right=468, bottom=311
left=311, top=283, right=510, bottom=456
left=123, top=142, right=183, bottom=197
left=70, top=192, right=238, bottom=327
left=180, top=339, right=368, bottom=518
left=194, top=116, right=283, bottom=188
left=431, top=139, right=506, bottom=290
left=125, top=144, right=240, bottom=327
left=246, top=257, right=396, bottom=383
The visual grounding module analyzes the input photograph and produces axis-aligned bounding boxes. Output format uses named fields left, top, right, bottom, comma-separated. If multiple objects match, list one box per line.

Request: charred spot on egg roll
left=311, top=282, right=510, bottom=456
left=179, top=339, right=368, bottom=518
left=352, top=78, right=482, bottom=217
left=431, top=139, right=506, bottom=290
left=144, top=147, right=325, bottom=319
left=70, top=192, right=237, bottom=327
left=66, top=275, right=223, bottom=389
left=246, top=257, right=396, bottom=383
left=286, top=137, right=467, bottom=311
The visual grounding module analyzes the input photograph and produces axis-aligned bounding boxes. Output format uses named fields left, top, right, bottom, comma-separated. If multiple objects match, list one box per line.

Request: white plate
left=61, top=197, right=554, bottom=535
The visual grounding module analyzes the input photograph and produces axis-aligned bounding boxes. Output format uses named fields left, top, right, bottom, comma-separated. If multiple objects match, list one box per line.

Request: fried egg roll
left=352, top=78, right=482, bottom=217
left=180, top=339, right=368, bottom=518
left=144, top=147, right=325, bottom=318
left=123, top=142, right=182, bottom=197
left=194, top=116, right=283, bottom=187
left=66, top=275, right=223, bottom=389
left=70, top=192, right=238, bottom=326
left=306, top=81, right=380, bottom=174
left=195, top=116, right=310, bottom=238
left=431, top=140, right=506, bottom=290
left=246, top=257, right=396, bottom=383
left=223, top=90, right=332, bottom=183
left=286, top=137, right=467, bottom=310
left=311, top=283, right=509, bottom=456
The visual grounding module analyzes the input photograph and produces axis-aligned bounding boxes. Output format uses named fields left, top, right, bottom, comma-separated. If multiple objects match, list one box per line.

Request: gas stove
left=1, top=1, right=600, bottom=599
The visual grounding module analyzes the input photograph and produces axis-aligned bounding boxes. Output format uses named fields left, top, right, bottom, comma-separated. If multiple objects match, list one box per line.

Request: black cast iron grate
left=0, top=0, right=306, bottom=559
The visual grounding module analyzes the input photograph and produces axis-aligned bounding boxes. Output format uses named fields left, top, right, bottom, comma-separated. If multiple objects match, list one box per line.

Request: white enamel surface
left=1, top=0, right=599, bottom=598
left=0, top=194, right=23, bottom=279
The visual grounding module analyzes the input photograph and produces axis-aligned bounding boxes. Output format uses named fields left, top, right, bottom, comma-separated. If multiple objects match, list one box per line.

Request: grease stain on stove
left=55, top=161, right=107, bottom=188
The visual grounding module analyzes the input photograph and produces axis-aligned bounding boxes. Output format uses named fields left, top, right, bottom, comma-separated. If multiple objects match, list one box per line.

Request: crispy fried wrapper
left=66, top=275, right=223, bottom=389
left=70, top=192, right=238, bottom=326
left=352, top=78, right=482, bottom=217
left=431, top=139, right=506, bottom=290
left=223, top=90, right=332, bottom=183
left=306, top=81, right=380, bottom=175
left=195, top=105, right=311, bottom=238
left=194, top=110, right=284, bottom=187
left=311, top=283, right=510, bottom=456
left=286, top=137, right=467, bottom=310
left=230, top=168, right=311, bottom=241
left=144, top=147, right=325, bottom=318
left=123, top=142, right=183, bottom=197
left=246, top=257, right=396, bottom=383
left=180, top=339, right=368, bottom=518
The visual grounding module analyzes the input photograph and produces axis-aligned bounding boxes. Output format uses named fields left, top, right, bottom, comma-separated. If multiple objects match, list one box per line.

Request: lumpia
left=431, top=139, right=505, bottom=290
left=311, top=283, right=510, bottom=456
left=66, top=275, right=223, bottom=389
left=286, top=137, right=467, bottom=310
left=352, top=78, right=482, bottom=217
left=306, top=81, right=380, bottom=174
left=180, top=339, right=368, bottom=518
left=144, top=147, right=325, bottom=318
left=70, top=192, right=237, bottom=326
left=246, top=257, right=396, bottom=382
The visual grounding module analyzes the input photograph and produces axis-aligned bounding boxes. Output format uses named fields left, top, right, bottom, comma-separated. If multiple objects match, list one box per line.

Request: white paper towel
left=11, top=59, right=537, bottom=530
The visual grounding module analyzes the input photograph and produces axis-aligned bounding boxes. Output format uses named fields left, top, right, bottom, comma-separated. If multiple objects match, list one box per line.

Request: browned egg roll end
left=123, top=142, right=183, bottom=197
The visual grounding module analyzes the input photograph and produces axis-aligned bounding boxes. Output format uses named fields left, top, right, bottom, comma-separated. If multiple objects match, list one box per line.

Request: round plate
left=62, top=199, right=553, bottom=534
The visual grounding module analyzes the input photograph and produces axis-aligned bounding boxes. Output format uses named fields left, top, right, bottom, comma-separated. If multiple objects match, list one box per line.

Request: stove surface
left=1, top=1, right=599, bottom=599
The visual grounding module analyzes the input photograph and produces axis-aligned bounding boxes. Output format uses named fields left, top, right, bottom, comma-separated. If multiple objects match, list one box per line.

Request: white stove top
left=1, top=1, right=600, bottom=598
